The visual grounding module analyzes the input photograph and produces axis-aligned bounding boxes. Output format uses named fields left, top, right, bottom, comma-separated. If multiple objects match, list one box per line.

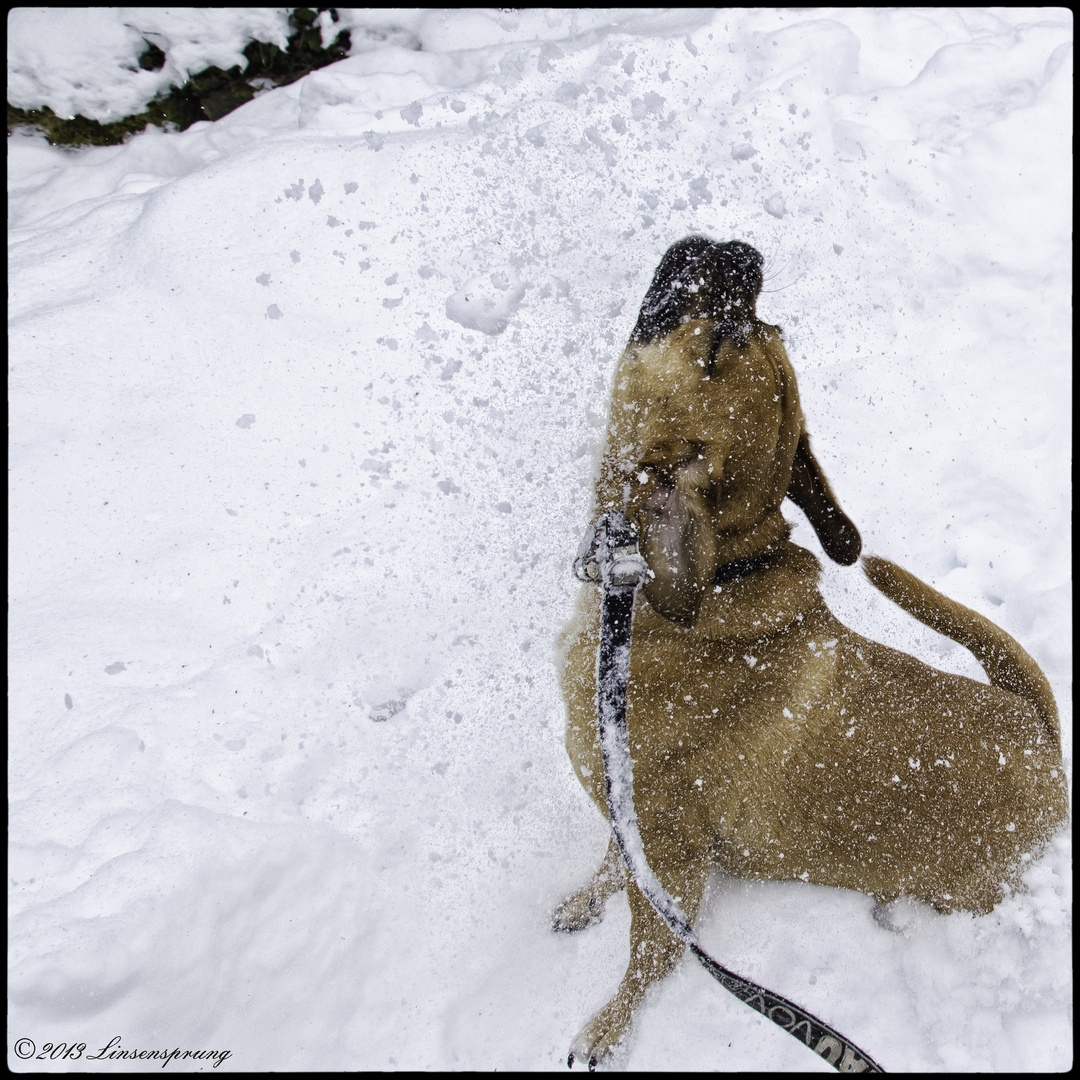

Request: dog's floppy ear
left=787, top=432, right=861, bottom=565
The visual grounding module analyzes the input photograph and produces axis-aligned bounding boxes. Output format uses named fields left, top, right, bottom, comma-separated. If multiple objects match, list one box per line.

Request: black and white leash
left=578, top=511, right=884, bottom=1073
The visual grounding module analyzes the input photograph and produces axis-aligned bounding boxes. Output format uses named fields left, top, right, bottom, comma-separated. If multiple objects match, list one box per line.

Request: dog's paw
left=567, top=993, right=634, bottom=1069
left=552, top=891, right=606, bottom=933
left=566, top=1049, right=597, bottom=1071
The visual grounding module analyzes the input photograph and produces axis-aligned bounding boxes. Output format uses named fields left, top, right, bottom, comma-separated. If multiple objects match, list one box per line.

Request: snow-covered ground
left=8, top=7, right=1072, bottom=1071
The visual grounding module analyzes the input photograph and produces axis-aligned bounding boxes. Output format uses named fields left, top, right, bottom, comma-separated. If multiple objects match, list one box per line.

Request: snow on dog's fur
left=555, top=236, right=1068, bottom=1067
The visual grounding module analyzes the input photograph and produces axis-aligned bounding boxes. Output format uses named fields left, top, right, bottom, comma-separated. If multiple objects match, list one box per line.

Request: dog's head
left=619, top=236, right=861, bottom=608
left=630, top=236, right=765, bottom=346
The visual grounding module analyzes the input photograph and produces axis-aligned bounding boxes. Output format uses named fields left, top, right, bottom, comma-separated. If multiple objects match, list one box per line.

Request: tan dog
left=555, top=237, right=1068, bottom=1066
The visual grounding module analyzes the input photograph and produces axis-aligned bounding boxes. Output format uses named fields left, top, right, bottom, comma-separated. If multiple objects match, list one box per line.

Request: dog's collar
left=713, top=549, right=776, bottom=584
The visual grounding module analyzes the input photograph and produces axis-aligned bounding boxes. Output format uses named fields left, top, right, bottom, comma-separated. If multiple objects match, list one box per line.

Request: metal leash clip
left=574, top=511, right=649, bottom=588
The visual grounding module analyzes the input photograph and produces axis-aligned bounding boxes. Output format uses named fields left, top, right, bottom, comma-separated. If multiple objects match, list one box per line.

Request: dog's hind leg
left=552, top=836, right=627, bottom=933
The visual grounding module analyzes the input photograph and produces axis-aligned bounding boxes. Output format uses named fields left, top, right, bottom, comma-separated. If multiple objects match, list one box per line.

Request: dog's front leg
left=552, top=836, right=627, bottom=932
left=569, top=808, right=710, bottom=1067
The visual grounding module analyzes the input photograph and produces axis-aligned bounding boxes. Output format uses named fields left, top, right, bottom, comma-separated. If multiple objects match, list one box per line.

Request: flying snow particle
left=764, top=194, right=787, bottom=218
left=445, top=265, right=525, bottom=335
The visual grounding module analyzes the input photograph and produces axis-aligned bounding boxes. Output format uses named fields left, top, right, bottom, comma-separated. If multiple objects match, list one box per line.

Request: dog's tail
left=862, top=555, right=1059, bottom=745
